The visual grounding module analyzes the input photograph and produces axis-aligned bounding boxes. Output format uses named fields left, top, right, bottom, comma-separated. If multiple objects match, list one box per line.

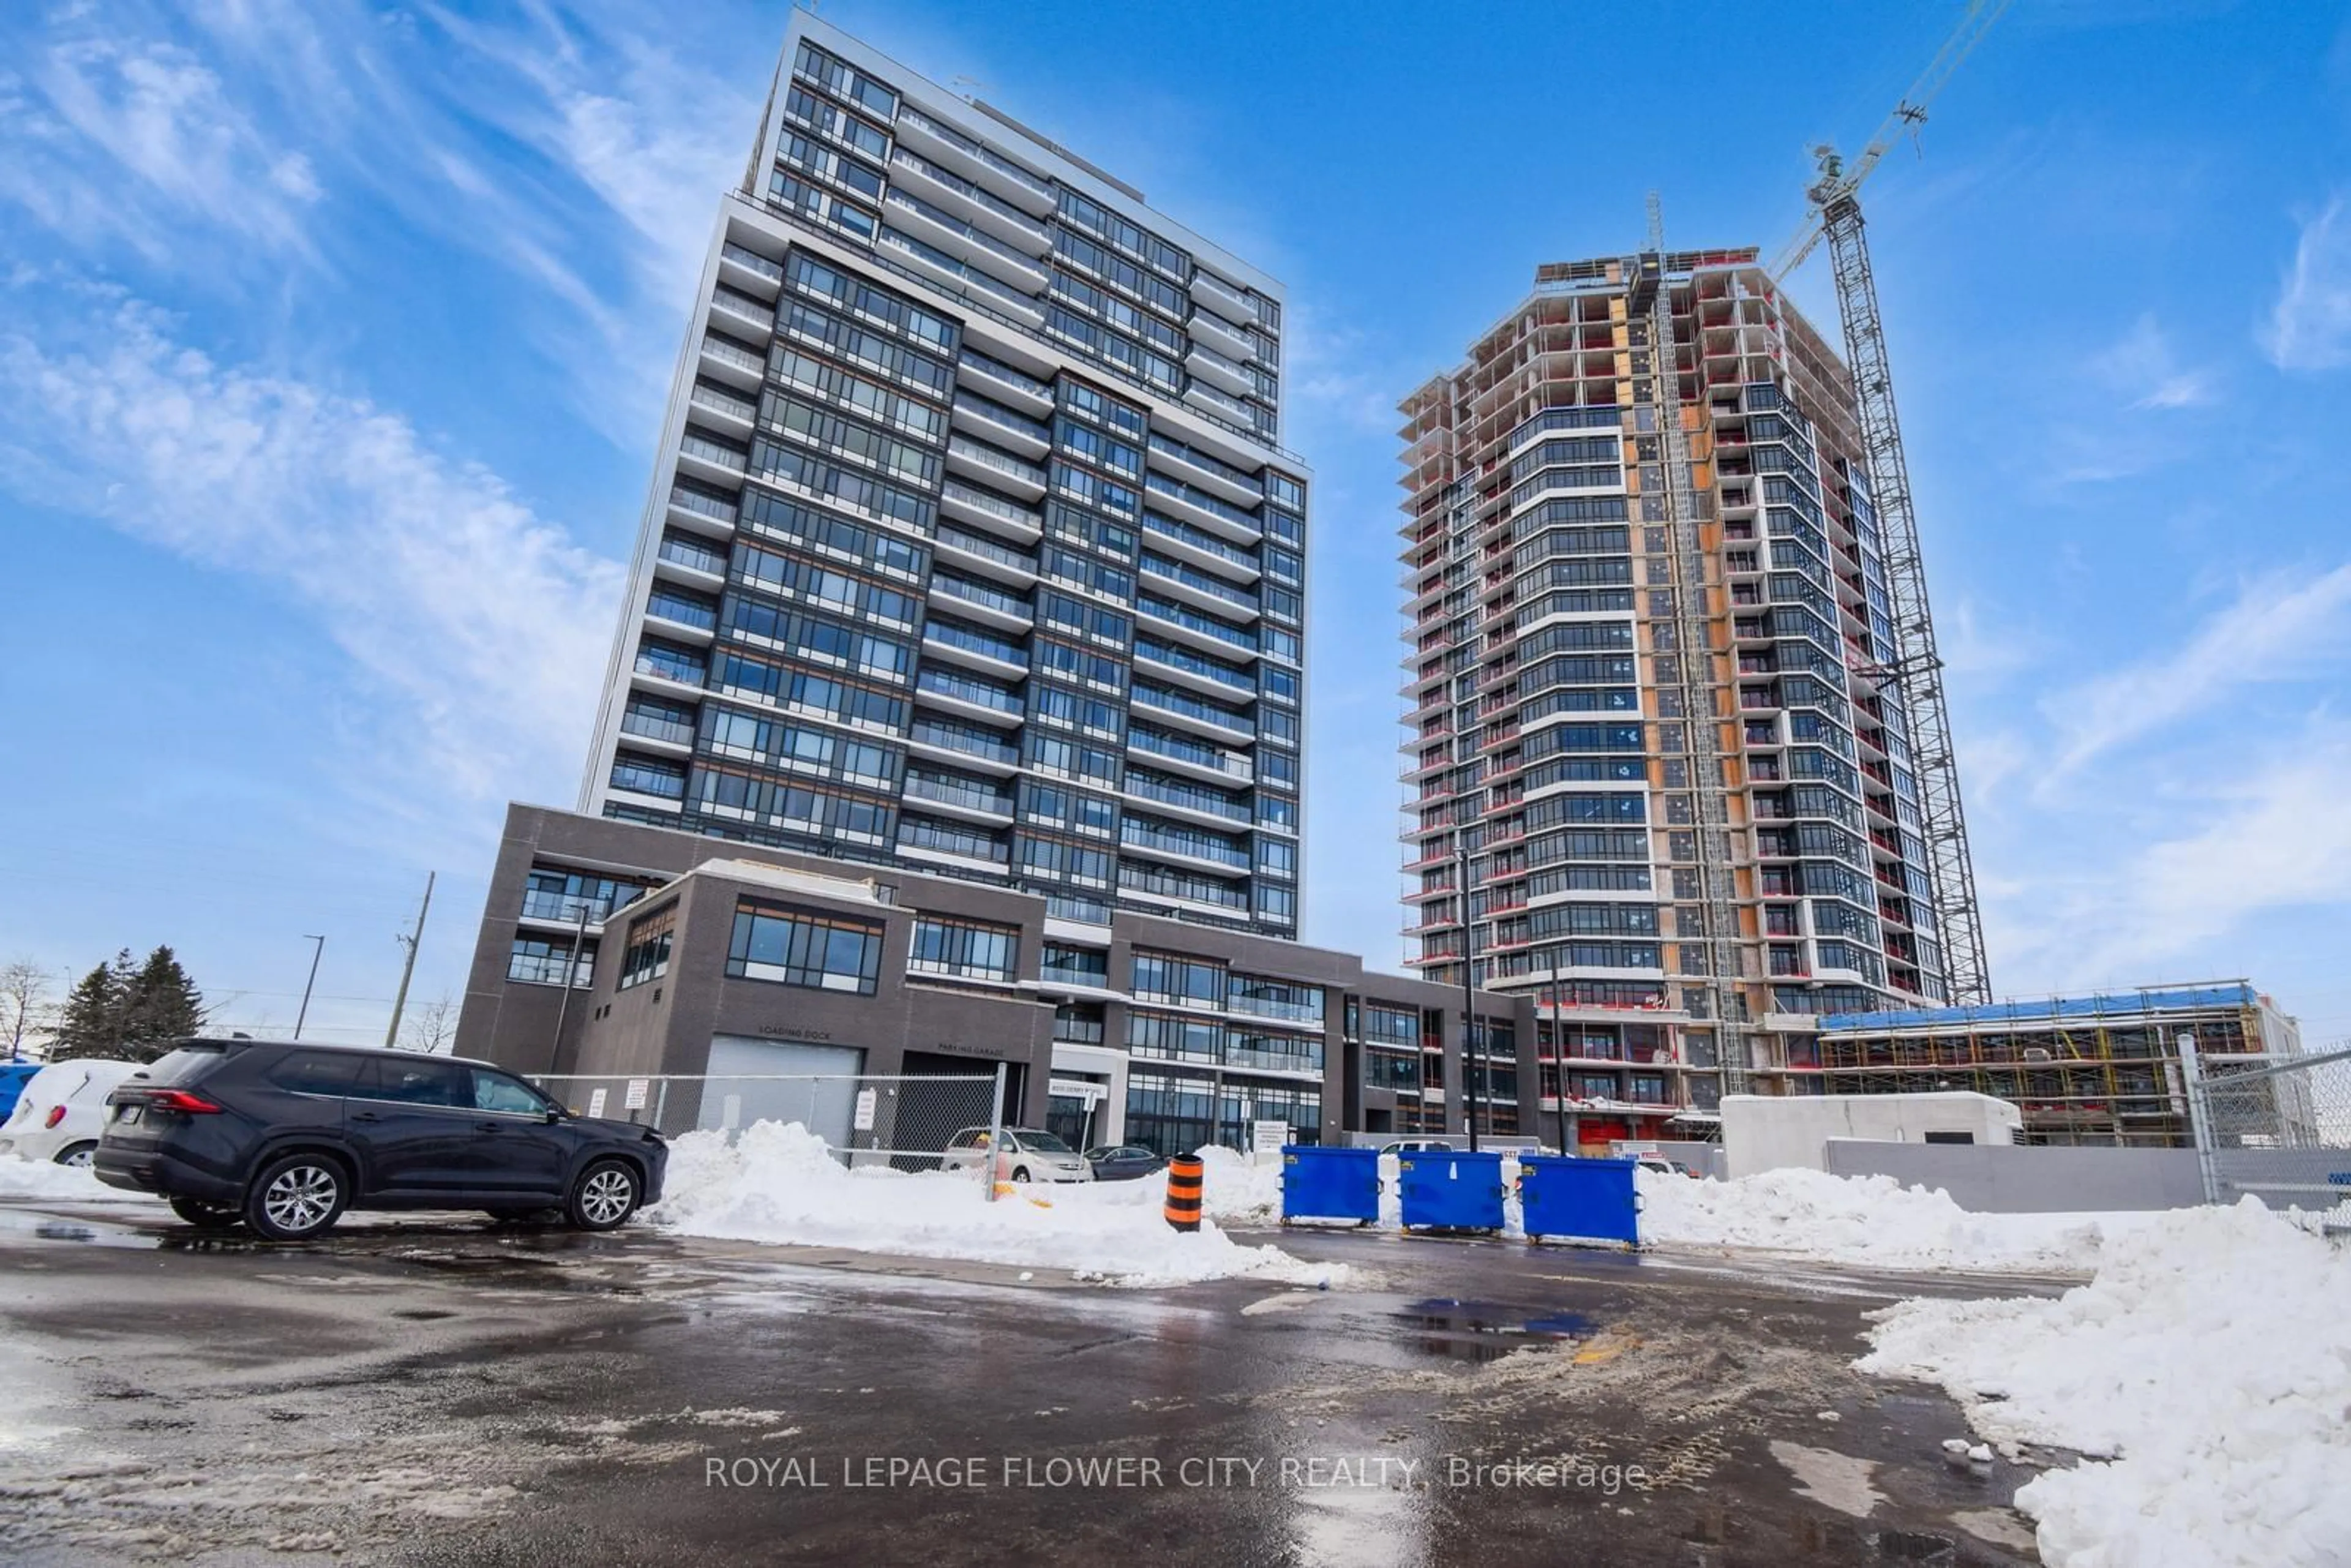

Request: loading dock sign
left=624, top=1078, right=651, bottom=1111
left=853, top=1088, right=879, bottom=1132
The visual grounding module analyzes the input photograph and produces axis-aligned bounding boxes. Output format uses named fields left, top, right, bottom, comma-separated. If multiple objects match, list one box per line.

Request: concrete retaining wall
left=1822, top=1139, right=2207, bottom=1212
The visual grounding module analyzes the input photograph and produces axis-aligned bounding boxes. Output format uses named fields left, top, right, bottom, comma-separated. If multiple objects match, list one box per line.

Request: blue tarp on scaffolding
left=1818, top=983, right=2258, bottom=1034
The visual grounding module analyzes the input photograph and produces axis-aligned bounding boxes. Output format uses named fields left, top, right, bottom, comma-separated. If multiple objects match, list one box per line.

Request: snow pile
left=0, top=1155, right=154, bottom=1204
left=1861, top=1199, right=2351, bottom=1567
left=1633, top=1165, right=2139, bottom=1274
left=649, top=1122, right=1345, bottom=1288
left=1191, top=1144, right=1284, bottom=1224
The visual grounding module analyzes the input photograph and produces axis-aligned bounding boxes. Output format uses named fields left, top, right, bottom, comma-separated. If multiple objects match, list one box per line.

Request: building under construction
left=1804, top=982, right=2306, bottom=1147
left=1396, top=247, right=1963, bottom=1145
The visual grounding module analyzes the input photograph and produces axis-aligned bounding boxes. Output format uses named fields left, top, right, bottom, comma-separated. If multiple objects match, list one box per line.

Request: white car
left=941, top=1127, right=1094, bottom=1184
left=0, top=1059, right=142, bottom=1166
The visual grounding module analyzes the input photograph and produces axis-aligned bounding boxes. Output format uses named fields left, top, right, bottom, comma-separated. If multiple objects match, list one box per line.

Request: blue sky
left=3, top=0, right=2349, bottom=1048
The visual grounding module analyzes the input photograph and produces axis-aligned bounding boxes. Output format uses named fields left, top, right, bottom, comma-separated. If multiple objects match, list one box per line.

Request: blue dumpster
left=1398, top=1150, right=1506, bottom=1232
left=1518, top=1155, right=1640, bottom=1245
left=1280, top=1146, right=1379, bottom=1226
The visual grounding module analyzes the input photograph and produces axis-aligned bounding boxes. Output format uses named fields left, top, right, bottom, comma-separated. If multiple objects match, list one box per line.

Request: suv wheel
left=1011, top=1167, right=1031, bottom=1183
left=245, top=1154, right=348, bottom=1242
left=169, top=1197, right=241, bottom=1231
left=566, top=1160, right=640, bottom=1231
left=53, top=1141, right=97, bottom=1168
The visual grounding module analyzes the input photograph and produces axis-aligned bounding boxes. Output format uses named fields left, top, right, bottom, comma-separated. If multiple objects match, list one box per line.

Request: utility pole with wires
left=383, top=871, right=437, bottom=1049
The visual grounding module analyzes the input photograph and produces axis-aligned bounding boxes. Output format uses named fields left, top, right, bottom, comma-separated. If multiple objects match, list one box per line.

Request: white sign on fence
left=853, top=1087, right=878, bottom=1131
left=587, top=1088, right=609, bottom=1118
left=1251, top=1120, right=1291, bottom=1164
left=624, top=1078, right=651, bottom=1111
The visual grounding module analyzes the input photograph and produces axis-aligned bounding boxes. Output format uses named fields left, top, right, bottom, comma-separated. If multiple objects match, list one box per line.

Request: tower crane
left=1769, top=0, right=2011, bottom=1007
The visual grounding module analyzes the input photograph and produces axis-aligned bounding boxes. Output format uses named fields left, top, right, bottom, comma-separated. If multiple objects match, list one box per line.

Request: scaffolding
left=1811, top=983, right=2271, bottom=1147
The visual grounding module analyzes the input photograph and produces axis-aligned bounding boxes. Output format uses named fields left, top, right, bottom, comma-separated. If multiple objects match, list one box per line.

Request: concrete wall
left=1822, top=1139, right=2207, bottom=1213
left=1722, top=1091, right=2020, bottom=1179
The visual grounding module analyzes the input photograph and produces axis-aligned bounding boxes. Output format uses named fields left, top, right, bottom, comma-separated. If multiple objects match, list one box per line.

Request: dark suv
left=91, top=1039, right=667, bottom=1242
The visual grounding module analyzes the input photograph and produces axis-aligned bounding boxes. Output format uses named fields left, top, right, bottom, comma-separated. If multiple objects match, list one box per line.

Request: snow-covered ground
left=1861, top=1198, right=2351, bottom=1568
left=0, top=1154, right=155, bottom=1204
left=1632, top=1165, right=2173, bottom=1275
left=648, top=1122, right=1341, bottom=1288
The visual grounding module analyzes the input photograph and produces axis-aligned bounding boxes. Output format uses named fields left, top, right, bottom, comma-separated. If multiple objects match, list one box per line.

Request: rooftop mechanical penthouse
left=582, top=12, right=1310, bottom=947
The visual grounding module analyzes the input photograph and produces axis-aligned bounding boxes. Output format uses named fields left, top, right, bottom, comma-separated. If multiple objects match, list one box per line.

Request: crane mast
left=1815, top=190, right=1990, bottom=1005
left=1771, top=1, right=2008, bottom=1006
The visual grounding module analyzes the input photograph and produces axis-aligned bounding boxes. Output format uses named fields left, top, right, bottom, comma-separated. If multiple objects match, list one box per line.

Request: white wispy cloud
left=0, top=290, right=623, bottom=802
left=2040, top=565, right=2351, bottom=773
left=0, top=33, right=325, bottom=264
left=2262, top=195, right=2351, bottom=372
left=2091, top=312, right=2214, bottom=410
left=1990, top=716, right=2351, bottom=988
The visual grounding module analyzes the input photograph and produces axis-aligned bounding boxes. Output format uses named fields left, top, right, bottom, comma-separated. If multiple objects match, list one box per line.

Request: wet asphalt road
left=0, top=1193, right=2061, bottom=1567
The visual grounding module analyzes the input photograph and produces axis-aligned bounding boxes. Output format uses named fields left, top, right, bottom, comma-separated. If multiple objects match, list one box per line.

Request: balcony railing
left=904, top=772, right=1016, bottom=816
left=957, top=347, right=1053, bottom=401
left=953, top=392, right=1052, bottom=445
left=909, top=719, right=1019, bottom=766
left=699, top=334, right=765, bottom=376
left=933, top=523, right=1033, bottom=572
left=1142, top=509, right=1256, bottom=571
left=1122, top=822, right=1249, bottom=870
left=1125, top=771, right=1250, bottom=823
left=890, top=149, right=1050, bottom=240
left=940, top=481, right=1044, bottom=533
left=916, top=668, right=1022, bottom=715
left=1138, top=594, right=1254, bottom=653
left=1136, top=638, right=1253, bottom=694
left=1144, top=471, right=1260, bottom=535
left=1142, top=553, right=1256, bottom=612
left=924, top=619, right=1026, bottom=666
left=948, top=435, right=1046, bottom=488
left=1129, top=726, right=1251, bottom=780
left=678, top=432, right=748, bottom=471
left=932, top=572, right=1031, bottom=620
left=719, top=242, right=784, bottom=282
left=896, top=107, right=1056, bottom=204
left=1131, top=683, right=1252, bottom=737
left=658, top=535, right=729, bottom=575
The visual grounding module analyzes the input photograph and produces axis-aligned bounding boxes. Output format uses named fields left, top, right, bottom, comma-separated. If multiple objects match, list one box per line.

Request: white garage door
left=703, top=1035, right=869, bottom=1152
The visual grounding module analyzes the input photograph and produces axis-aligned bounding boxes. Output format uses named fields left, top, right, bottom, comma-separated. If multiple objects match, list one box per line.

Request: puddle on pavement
left=1394, top=1297, right=1595, bottom=1362
left=0, top=1207, right=162, bottom=1251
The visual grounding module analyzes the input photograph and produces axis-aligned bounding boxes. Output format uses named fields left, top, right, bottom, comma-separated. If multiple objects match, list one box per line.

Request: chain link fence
left=533, top=1068, right=1007, bottom=1174
left=2183, top=1040, right=2351, bottom=1230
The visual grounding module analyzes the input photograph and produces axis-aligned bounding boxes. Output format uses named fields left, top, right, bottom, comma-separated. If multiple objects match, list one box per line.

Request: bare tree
left=402, top=991, right=459, bottom=1054
left=1, top=959, right=54, bottom=1061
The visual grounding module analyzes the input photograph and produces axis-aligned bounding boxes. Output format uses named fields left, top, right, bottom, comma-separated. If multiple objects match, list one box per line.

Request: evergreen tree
left=51, top=953, right=130, bottom=1061
left=49, top=947, right=206, bottom=1062
left=124, top=947, right=206, bottom=1059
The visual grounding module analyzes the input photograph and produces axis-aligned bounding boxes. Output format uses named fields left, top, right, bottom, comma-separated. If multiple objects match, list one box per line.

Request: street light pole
left=293, top=935, right=326, bottom=1040
left=383, top=871, right=437, bottom=1049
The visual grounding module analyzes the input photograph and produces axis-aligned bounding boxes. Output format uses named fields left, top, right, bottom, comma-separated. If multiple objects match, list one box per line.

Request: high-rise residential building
left=579, top=12, right=1309, bottom=945
left=1398, top=246, right=1963, bottom=1141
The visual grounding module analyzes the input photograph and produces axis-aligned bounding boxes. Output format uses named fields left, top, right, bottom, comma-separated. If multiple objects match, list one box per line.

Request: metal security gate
left=533, top=1065, right=1006, bottom=1174
left=2181, top=1037, right=2351, bottom=1228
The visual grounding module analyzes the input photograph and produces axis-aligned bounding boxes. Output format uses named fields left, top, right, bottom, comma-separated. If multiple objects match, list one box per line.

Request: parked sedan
left=941, top=1127, right=1093, bottom=1184
left=92, top=1038, right=667, bottom=1240
left=0, top=1059, right=141, bottom=1166
left=1084, top=1145, right=1166, bottom=1182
